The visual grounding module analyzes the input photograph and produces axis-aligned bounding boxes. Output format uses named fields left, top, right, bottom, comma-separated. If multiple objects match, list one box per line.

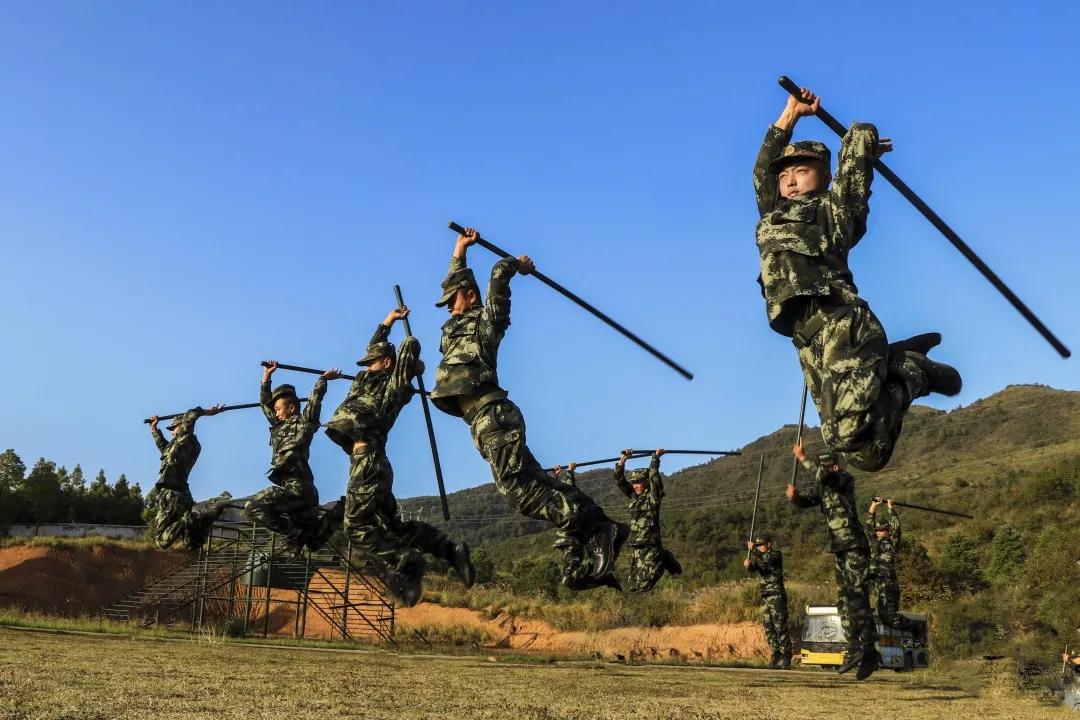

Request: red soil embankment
left=0, top=544, right=187, bottom=615
left=396, top=603, right=770, bottom=663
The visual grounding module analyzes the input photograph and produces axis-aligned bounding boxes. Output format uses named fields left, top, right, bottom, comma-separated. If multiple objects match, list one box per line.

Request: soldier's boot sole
left=921, top=357, right=963, bottom=396
left=889, top=332, right=941, bottom=356
left=855, top=648, right=881, bottom=680
left=453, top=542, right=476, bottom=588
left=385, top=566, right=424, bottom=608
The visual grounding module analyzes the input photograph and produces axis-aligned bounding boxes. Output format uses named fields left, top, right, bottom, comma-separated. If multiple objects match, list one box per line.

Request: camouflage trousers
left=344, top=447, right=457, bottom=580
left=467, top=397, right=608, bottom=534
left=244, top=474, right=322, bottom=544
left=153, top=487, right=213, bottom=551
left=795, top=301, right=930, bottom=472
left=834, top=548, right=877, bottom=651
left=626, top=542, right=678, bottom=594
left=870, top=572, right=916, bottom=633
left=760, top=591, right=792, bottom=659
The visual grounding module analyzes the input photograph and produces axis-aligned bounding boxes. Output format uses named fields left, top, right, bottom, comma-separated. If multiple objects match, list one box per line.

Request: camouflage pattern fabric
left=259, top=377, right=327, bottom=482
left=834, top=548, right=878, bottom=652
left=151, top=409, right=202, bottom=491
left=761, top=593, right=792, bottom=660
left=553, top=527, right=593, bottom=589
left=868, top=506, right=916, bottom=632
left=152, top=487, right=214, bottom=551
left=791, top=458, right=869, bottom=553
left=244, top=476, right=320, bottom=543
left=325, top=324, right=420, bottom=452
left=344, top=448, right=458, bottom=586
left=557, top=468, right=577, bottom=487
left=613, top=457, right=678, bottom=593
left=753, top=123, right=932, bottom=472
left=747, top=546, right=786, bottom=598
left=430, top=254, right=518, bottom=417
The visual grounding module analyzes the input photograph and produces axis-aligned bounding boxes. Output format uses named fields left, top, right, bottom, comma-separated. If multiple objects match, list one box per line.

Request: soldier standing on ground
left=148, top=404, right=230, bottom=551
left=787, top=439, right=879, bottom=680
left=743, top=533, right=792, bottom=669
left=245, top=361, right=343, bottom=555
left=614, top=448, right=682, bottom=594
left=429, top=227, right=628, bottom=591
left=753, top=86, right=961, bottom=472
left=868, top=497, right=918, bottom=634
left=324, top=307, right=474, bottom=606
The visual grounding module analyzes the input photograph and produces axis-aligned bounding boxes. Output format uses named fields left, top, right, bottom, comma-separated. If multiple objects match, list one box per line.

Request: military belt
left=791, top=296, right=843, bottom=350
left=462, top=389, right=509, bottom=424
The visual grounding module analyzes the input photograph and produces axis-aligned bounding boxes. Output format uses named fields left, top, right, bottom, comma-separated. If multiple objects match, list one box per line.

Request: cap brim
left=768, top=153, right=827, bottom=174
left=435, top=288, right=456, bottom=307
left=356, top=354, right=384, bottom=366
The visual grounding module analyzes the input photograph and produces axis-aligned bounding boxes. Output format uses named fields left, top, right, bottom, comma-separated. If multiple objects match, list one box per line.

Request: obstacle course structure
left=104, top=520, right=395, bottom=643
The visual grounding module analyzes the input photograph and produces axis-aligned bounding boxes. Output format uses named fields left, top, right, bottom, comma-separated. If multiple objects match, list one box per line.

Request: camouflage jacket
left=151, top=409, right=202, bottom=491
left=614, top=456, right=663, bottom=545
left=554, top=469, right=577, bottom=487
left=868, top=506, right=902, bottom=577
left=260, top=378, right=327, bottom=481
left=430, top=254, right=519, bottom=417
left=790, top=458, right=868, bottom=553
left=747, top=547, right=786, bottom=597
left=325, top=324, right=421, bottom=452
left=752, top=122, right=879, bottom=337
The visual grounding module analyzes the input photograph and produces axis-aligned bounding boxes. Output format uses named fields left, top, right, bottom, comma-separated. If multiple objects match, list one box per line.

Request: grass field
left=0, top=628, right=1064, bottom=720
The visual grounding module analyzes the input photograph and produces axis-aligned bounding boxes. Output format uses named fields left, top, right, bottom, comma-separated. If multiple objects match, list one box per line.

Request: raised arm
left=649, top=449, right=665, bottom=499
left=302, top=375, right=331, bottom=424
left=484, top=256, right=521, bottom=333
left=829, top=122, right=890, bottom=249
left=754, top=87, right=820, bottom=216
left=887, top=499, right=901, bottom=545
left=613, top=448, right=635, bottom=498
left=149, top=417, right=168, bottom=452
left=260, top=361, right=278, bottom=425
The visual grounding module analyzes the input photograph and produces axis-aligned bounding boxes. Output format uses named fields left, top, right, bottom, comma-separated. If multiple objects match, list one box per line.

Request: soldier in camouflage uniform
left=743, top=534, right=792, bottom=669
left=788, top=439, right=879, bottom=680
left=245, top=361, right=344, bottom=555
left=551, top=463, right=578, bottom=488
left=754, top=86, right=962, bottom=473
left=325, top=307, right=474, bottom=606
left=614, top=448, right=682, bottom=593
left=867, top=497, right=918, bottom=634
left=430, top=227, right=627, bottom=591
left=148, top=404, right=230, bottom=551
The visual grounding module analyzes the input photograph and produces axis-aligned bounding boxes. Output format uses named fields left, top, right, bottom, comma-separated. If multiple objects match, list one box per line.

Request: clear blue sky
left=1, top=2, right=1076, bottom=503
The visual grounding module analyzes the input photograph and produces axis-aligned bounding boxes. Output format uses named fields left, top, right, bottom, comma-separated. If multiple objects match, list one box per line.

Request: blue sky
left=1, top=2, right=1076, bottom=504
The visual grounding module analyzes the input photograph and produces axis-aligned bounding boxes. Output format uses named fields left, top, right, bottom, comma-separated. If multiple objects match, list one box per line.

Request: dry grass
left=0, top=627, right=1061, bottom=720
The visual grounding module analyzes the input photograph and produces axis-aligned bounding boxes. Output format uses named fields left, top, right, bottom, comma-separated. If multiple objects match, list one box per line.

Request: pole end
left=448, top=220, right=465, bottom=234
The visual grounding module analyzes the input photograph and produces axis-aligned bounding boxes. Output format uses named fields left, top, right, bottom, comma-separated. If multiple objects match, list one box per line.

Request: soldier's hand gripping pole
left=259, top=362, right=356, bottom=381
left=142, top=400, right=306, bottom=424
left=778, top=75, right=1070, bottom=359
left=394, top=284, right=451, bottom=521
left=747, top=453, right=765, bottom=561
left=448, top=221, right=694, bottom=380
left=872, top=497, right=974, bottom=520
left=789, top=384, right=809, bottom=488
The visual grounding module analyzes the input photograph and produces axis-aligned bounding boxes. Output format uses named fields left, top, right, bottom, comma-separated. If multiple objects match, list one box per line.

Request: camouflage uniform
left=614, top=457, right=680, bottom=593
left=150, top=408, right=217, bottom=551
left=746, top=546, right=792, bottom=663
left=430, top=252, right=621, bottom=587
left=790, top=454, right=877, bottom=656
left=868, top=505, right=917, bottom=633
left=325, top=323, right=464, bottom=597
left=245, top=378, right=328, bottom=549
left=754, top=124, right=938, bottom=472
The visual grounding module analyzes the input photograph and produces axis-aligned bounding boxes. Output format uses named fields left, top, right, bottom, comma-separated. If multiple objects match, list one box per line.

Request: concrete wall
left=2, top=524, right=147, bottom=540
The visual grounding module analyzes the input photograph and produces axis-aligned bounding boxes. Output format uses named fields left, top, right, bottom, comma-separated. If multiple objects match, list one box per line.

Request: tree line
left=0, top=448, right=145, bottom=526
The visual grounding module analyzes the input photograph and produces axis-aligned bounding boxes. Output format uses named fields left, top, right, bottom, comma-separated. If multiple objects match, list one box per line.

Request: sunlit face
left=449, top=287, right=479, bottom=316
left=755, top=542, right=771, bottom=553
left=777, top=161, right=830, bottom=199
left=875, top=529, right=890, bottom=540
left=273, top=397, right=298, bottom=421
left=631, top=481, right=647, bottom=495
left=367, top=356, right=393, bottom=372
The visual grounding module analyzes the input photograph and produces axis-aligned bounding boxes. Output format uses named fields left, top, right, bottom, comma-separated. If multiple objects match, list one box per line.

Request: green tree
left=471, top=546, right=496, bottom=585
left=17, top=458, right=63, bottom=523
left=0, top=449, right=27, bottom=523
left=61, top=465, right=87, bottom=522
left=987, top=525, right=1025, bottom=583
left=896, top=534, right=943, bottom=603
left=85, top=469, right=110, bottom=522
left=939, top=532, right=983, bottom=593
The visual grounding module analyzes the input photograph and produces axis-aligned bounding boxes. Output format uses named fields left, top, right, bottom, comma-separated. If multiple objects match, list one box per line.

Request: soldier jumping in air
left=753, top=87, right=962, bottom=472
left=147, top=405, right=231, bottom=551
left=614, top=448, right=682, bottom=594
left=743, top=533, right=792, bottom=669
left=788, top=439, right=879, bottom=680
left=246, top=361, right=344, bottom=555
left=429, top=227, right=628, bottom=591
left=324, top=307, right=474, bottom=606
left=867, top=497, right=918, bottom=634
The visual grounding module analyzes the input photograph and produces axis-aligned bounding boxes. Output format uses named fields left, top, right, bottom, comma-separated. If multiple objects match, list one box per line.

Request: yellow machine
left=800, top=605, right=929, bottom=671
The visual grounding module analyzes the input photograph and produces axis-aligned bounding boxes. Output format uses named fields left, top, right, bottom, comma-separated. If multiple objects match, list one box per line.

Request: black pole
left=789, top=384, right=809, bottom=488
left=260, top=362, right=356, bottom=381
left=544, top=449, right=740, bottom=472
left=394, top=284, right=451, bottom=521
left=885, top=499, right=973, bottom=520
left=448, top=221, right=694, bottom=380
left=778, top=76, right=1070, bottom=359
left=142, top=401, right=306, bottom=424
left=747, top=453, right=765, bottom=561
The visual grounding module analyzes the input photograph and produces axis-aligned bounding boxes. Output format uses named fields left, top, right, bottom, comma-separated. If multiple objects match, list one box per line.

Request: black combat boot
left=889, top=332, right=941, bottom=356
left=769, top=651, right=783, bottom=669
left=452, top=542, right=476, bottom=588
left=856, top=646, right=880, bottom=681
left=587, top=521, right=629, bottom=579
left=782, top=652, right=792, bottom=670
left=385, top=560, right=424, bottom=608
left=306, top=497, right=345, bottom=552
left=662, top=549, right=683, bottom=576
left=837, top=644, right=863, bottom=675
left=565, top=571, right=622, bottom=592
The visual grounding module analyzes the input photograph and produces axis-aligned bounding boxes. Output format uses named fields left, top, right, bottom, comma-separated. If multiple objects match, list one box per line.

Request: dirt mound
left=0, top=544, right=188, bottom=615
left=396, top=603, right=770, bottom=662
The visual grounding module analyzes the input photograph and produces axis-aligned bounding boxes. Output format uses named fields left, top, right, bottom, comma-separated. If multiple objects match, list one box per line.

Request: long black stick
left=260, top=362, right=356, bottom=381
left=543, top=449, right=740, bottom=472
left=394, top=284, right=450, bottom=521
left=142, top=400, right=306, bottom=424
left=778, top=75, right=1070, bottom=359
left=747, top=453, right=765, bottom=560
left=879, top=499, right=973, bottom=520
left=789, top=384, right=809, bottom=488
left=448, top=221, right=694, bottom=380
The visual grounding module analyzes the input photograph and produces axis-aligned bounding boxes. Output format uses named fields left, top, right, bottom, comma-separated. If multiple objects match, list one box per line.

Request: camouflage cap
left=435, top=268, right=479, bottom=307
left=874, top=521, right=892, bottom=533
left=753, top=533, right=772, bottom=545
left=815, top=451, right=841, bottom=469
left=166, top=416, right=184, bottom=430
left=629, top=468, right=650, bottom=484
left=357, top=340, right=396, bottom=366
left=768, top=140, right=832, bottom=174
left=270, top=384, right=299, bottom=404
